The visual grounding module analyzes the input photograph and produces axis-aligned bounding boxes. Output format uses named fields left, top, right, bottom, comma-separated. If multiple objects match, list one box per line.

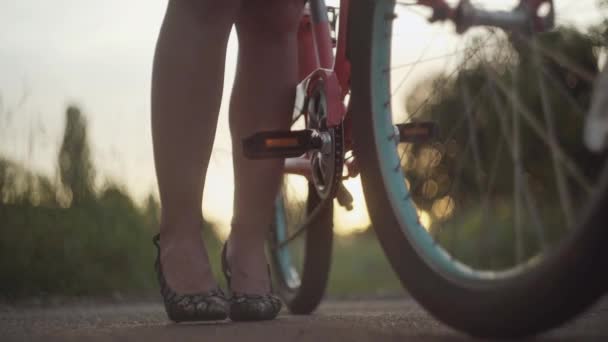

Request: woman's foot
left=154, top=224, right=228, bottom=322
left=222, top=232, right=282, bottom=321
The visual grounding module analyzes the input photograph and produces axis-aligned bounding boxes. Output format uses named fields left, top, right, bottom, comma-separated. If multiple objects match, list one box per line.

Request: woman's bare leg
left=227, top=0, right=304, bottom=295
left=151, top=0, right=239, bottom=294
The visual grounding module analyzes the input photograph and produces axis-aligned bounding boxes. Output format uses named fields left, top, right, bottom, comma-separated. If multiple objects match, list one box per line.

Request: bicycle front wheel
left=349, top=0, right=608, bottom=337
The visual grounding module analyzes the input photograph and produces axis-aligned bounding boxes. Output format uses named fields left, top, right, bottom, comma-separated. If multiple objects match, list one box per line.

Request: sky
left=0, top=0, right=602, bottom=237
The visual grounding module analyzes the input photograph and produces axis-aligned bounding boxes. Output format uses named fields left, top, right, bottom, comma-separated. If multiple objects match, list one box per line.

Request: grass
left=0, top=190, right=159, bottom=298
left=327, top=232, right=403, bottom=298
left=0, top=193, right=404, bottom=300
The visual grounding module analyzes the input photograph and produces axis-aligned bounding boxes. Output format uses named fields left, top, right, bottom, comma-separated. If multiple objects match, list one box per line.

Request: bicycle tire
left=349, top=0, right=608, bottom=337
left=268, top=176, right=333, bottom=314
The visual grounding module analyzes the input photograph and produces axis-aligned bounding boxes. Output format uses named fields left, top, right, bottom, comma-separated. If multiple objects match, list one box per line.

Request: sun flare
left=202, top=154, right=372, bottom=239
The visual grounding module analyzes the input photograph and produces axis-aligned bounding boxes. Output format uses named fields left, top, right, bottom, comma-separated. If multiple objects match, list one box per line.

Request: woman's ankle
left=159, top=225, right=218, bottom=294
left=226, top=231, right=271, bottom=295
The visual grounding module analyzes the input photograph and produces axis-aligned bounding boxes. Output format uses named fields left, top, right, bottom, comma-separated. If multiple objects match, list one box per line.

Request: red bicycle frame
left=297, top=0, right=351, bottom=114
left=284, top=0, right=352, bottom=178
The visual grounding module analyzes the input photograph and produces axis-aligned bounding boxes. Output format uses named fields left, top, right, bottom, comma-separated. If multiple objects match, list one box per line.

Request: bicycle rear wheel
left=269, top=178, right=333, bottom=314
left=349, top=0, right=608, bottom=337
left=267, top=97, right=336, bottom=314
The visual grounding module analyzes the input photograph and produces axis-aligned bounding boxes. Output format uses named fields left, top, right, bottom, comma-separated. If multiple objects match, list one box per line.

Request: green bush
left=0, top=188, right=160, bottom=297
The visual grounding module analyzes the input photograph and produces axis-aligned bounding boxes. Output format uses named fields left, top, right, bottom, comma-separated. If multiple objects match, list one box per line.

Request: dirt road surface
left=2, top=297, right=608, bottom=341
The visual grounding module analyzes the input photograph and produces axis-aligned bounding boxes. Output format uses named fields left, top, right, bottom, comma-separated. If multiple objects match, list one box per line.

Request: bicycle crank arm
left=243, top=129, right=329, bottom=159
left=395, top=122, right=440, bottom=144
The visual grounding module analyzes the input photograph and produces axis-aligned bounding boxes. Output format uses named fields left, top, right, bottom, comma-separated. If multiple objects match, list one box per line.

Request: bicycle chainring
left=307, top=83, right=344, bottom=201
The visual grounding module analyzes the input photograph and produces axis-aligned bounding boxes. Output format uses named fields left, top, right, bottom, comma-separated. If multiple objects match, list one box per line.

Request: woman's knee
left=168, top=0, right=241, bottom=24
left=237, top=0, right=304, bottom=37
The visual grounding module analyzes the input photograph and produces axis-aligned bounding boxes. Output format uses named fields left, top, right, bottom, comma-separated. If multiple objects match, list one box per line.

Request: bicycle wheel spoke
left=391, top=27, right=440, bottom=97
left=435, top=139, right=473, bottom=250
left=510, top=66, right=525, bottom=263
left=533, top=42, right=596, bottom=83
left=461, top=85, right=493, bottom=263
left=541, top=66, right=588, bottom=118
left=523, top=176, right=548, bottom=250
left=488, top=80, right=549, bottom=251
left=405, top=34, right=496, bottom=122
left=482, top=64, right=593, bottom=194
left=533, top=40, right=575, bottom=228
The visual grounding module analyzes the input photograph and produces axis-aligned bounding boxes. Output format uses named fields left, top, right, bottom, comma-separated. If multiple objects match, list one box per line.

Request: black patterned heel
left=221, top=243, right=282, bottom=321
left=153, top=234, right=228, bottom=322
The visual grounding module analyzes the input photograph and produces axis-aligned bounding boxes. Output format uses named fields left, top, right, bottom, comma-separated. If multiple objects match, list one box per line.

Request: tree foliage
left=406, top=27, right=603, bottom=211
left=58, top=106, right=95, bottom=205
left=403, top=26, right=607, bottom=267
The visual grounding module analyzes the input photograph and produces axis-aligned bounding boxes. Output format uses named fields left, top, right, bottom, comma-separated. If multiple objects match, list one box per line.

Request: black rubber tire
left=269, top=182, right=334, bottom=315
left=348, top=0, right=608, bottom=337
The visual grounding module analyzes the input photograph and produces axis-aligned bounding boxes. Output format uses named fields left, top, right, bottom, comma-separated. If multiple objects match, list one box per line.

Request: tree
left=404, top=27, right=602, bottom=214
left=58, top=105, right=95, bottom=205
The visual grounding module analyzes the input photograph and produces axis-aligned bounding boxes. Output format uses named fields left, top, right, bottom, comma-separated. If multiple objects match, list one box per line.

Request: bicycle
left=242, top=0, right=608, bottom=337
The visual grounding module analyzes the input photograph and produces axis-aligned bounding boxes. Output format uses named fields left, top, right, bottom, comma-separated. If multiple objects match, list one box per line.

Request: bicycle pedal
left=396, top=122, right=440, bottom=144
left=243, top=129, right=322, bottom=159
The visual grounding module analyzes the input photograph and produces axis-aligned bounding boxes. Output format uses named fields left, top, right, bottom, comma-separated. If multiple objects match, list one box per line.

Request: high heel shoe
left=153, top=234, right=228, bottom=322
left=221, top=242, right=282, bottom=321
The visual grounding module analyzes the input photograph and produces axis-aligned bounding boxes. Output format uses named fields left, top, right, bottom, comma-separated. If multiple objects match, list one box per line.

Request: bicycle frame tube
left=284, top=0, right=353, bottom=178
left=335, top=0, right=351, bottom=97
left=299, top=0, right=351, bottom=123
left=336, top=0, right=353, bottom=152
left=309, top=0, right=334, bottom=69
left=297, top=1, right=327, bottom=79
left=298, top=0, right=351, bottom=91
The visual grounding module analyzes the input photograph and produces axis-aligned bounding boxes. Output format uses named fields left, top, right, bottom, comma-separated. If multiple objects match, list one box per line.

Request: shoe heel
left=153, top=234, right=229, bottom=322
left=220, top=241, right=282, bottom=321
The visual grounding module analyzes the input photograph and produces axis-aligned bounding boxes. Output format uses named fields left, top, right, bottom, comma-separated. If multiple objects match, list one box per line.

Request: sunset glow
left=0, top=0, right=601, bottom=238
